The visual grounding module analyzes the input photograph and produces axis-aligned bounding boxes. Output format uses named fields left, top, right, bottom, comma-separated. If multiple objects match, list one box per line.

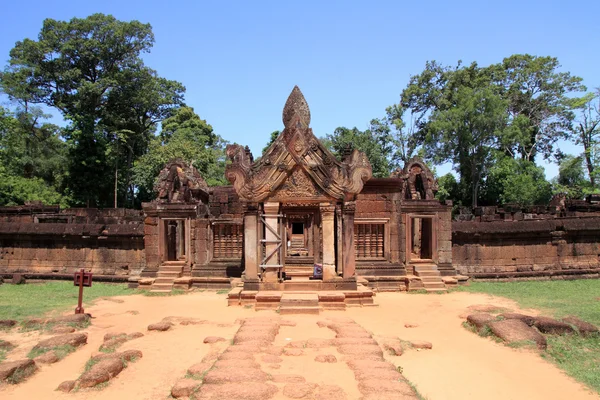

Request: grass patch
left=454, top=280, right=600, bottom=325
left=407, top=289, right=429, bottom=294
left=6, top=363, right=37, bottom=384
left=216, top=289, right=229, bottom=295
left=0, top=340, right=16, bottom=362
left=406, top=379, right=429, bottom=400
left=27, top=344, right=76, bottom=360
left=84, top=357, right=99, bottom=372
left=507, top=340, right=538, bottom=350
left=457, top=280, right=600, bottom=393
left=0, top=281, right=136, bottom=322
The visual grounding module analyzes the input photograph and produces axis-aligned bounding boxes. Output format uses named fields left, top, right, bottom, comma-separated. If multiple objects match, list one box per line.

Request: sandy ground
left=0, top=290, right=598, bottom=400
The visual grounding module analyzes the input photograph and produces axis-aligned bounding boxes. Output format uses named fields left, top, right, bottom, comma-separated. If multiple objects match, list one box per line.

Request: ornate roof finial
left=282, top=85, right=311, bottom=129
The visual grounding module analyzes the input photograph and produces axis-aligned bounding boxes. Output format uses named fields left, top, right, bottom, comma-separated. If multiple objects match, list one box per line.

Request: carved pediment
left=391, top=156, right=438, bottom=200
left=225, top=86, right=373, bottom=202
left=155, top=159, right=209, bottom=203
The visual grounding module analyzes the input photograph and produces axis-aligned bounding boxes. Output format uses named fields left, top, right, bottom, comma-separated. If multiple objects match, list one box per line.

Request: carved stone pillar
left=243, top=203, right=259, bottom=280
left=263, top=202, right=280, bottom=283
left=320, top=202, right=336, bottom=280
left=342, top=201, right=356, bottom=279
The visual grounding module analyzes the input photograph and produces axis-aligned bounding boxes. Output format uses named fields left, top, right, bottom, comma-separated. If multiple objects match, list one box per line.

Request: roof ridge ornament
left=282, top=85, right=311, bottom=129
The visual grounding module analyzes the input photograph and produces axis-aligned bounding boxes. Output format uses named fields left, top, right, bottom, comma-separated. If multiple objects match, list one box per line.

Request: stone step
left=282, top=281, right=324, bottom=291
left=158, top=266, right=184, bottom=272
left=280, top=293, right=319, bottom=307
left=157, top=271, right=182, bottom=278
left=415, top=270, right=441, bottom=277
left=154, top=278, right=176, bottom=284
left=162, top=261, right=186, bottom=266
left=414, top=265, right=438, bottom=271
left=422, top=282, right=446, bottom=289
left=279, top=306, right=320, bottom=315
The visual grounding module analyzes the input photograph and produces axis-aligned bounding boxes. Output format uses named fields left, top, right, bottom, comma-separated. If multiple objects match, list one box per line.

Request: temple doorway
left=283, top=210, right=317, bottom=265
left=163, top=219, right=187, bottom=262
left=408, top=216, right=434, bottom=261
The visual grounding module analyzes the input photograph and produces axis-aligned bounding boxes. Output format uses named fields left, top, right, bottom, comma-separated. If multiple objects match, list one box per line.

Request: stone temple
left=2, top=86, right=599, bottom=308
left=140, top=86, right=457, bottom=309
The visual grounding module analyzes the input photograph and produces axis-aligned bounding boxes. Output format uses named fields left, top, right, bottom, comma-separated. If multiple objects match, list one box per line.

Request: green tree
left=262, top=131, right=280, bottom=154
left=482, top=155, right=552, bottom=206
left=0, top=14, right=184, bottom=207
left=553, top=155, right=587, bottom=199
left=436, top=173, right=460, bottom=204
left=324, top=126, right=394, bottom=178
left=0, top=106, right=67, bottom=206
left=569, top=91, right=599, bottom=188
left=369, top=103, right=421, bottom=166
left=133, top=107, right=226, bottom=203
left=491, top=54, right=586, bottom=161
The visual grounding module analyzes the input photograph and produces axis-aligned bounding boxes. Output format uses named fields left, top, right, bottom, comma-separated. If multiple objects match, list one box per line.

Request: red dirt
left=0, top=290, right=597, bottom=399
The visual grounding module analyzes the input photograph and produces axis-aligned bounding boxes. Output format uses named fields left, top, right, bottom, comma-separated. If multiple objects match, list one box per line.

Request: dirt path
left=1, top=291, right=598, bottom=400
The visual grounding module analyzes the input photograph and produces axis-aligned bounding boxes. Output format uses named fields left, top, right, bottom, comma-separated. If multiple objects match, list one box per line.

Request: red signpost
left=73, top=268, right=93, bottom=314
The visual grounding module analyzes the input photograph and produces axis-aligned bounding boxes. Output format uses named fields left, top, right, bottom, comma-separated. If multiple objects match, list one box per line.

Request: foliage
left=0, top=106, right=69, bottom=206
left=552, top=155, right=587, bottom=199
left=262, top=130, right=280, bottom=154
left=0, top=14, right=184, bottom=207
left=325, top=126, right=394, bottom=177
left=133, top=106, right=227, bottom=202
left=0, top=282, right=135, bottom=322
left=481, top=154, right=552, bottom=206
left=456, top=280, right=600, bottom=392
left=369, top=103, right=421, bottom=166
left=398, top=55, right=585, bottom=207
left=569, top=92, right=600, bottom=188
left=435, top=173, right=460, bottom=204
left=491, top=54, right=586, bottom=161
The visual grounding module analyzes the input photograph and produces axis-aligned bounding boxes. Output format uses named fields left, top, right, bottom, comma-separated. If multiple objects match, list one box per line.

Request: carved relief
left=391, top=157, right=438, bottom=200
left=270, top=167, right=324, bottom=200
left=225, top=86, right=373, bottom=202
left=155, top=159, right=208, bottom=203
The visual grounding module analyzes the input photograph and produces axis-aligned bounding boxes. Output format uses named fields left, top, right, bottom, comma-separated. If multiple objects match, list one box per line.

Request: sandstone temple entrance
left=137, top=86, right=458, bottom=303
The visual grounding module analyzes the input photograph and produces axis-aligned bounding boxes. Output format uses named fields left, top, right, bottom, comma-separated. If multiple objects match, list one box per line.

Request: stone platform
left=227, top=284, right=376, bottom=313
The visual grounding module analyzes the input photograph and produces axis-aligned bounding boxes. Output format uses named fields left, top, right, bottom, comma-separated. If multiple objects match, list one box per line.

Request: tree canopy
left=0, top=13, right=185, bottom=207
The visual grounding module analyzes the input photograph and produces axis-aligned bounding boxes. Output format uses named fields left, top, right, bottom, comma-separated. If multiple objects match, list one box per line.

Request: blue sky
left=1, top=0, right=598, bottom=178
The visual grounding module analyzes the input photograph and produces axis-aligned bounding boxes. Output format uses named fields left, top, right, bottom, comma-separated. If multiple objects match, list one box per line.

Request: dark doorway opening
left=164, top=220, right=186, bottom=261
left=409, top=216, right=433, bottom=260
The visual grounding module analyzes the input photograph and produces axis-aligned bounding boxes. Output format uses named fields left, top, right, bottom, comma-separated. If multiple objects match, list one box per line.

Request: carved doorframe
left=405, top=213, right=438, bottom=264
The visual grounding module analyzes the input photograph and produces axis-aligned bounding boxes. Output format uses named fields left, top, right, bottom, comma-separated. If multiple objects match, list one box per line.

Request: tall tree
left=491, top=54, right=586, bottom=161
left=402, top=62, right=507, bottom=207
left=369, top=103, right=421, bottom=166
left=569, top=91, right=599, bottom=188
left=0, top=14, right=184, bottom=207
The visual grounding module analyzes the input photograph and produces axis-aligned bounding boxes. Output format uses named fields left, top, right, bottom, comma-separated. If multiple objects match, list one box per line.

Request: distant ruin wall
left=0, top=208, right=145, bottom=279
left=453, top=218, right=600, bottom=280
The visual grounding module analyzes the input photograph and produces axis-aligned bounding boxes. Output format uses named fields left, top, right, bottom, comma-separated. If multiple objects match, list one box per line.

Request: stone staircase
left=279, top=293, right=320, bottom=315
left=284, top=264, right=314, bottom=278
left=150, top=260, right=185, bottom=293
left=413, top=262, right=447, bottom=292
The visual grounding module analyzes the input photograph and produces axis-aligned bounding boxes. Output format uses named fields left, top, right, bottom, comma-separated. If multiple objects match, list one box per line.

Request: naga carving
left=225, top=86, right=372, bottom=202
left=155, top=159, right=209, bottom=203
left=391, top=156, right=438, bottom=200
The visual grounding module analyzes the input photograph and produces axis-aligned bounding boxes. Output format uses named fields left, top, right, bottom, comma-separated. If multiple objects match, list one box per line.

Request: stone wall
left=354, top=179, right=404, bottom=277
left=453, top=218, right=600, bottom=279
left=0, top=220, right=145, bottom=279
